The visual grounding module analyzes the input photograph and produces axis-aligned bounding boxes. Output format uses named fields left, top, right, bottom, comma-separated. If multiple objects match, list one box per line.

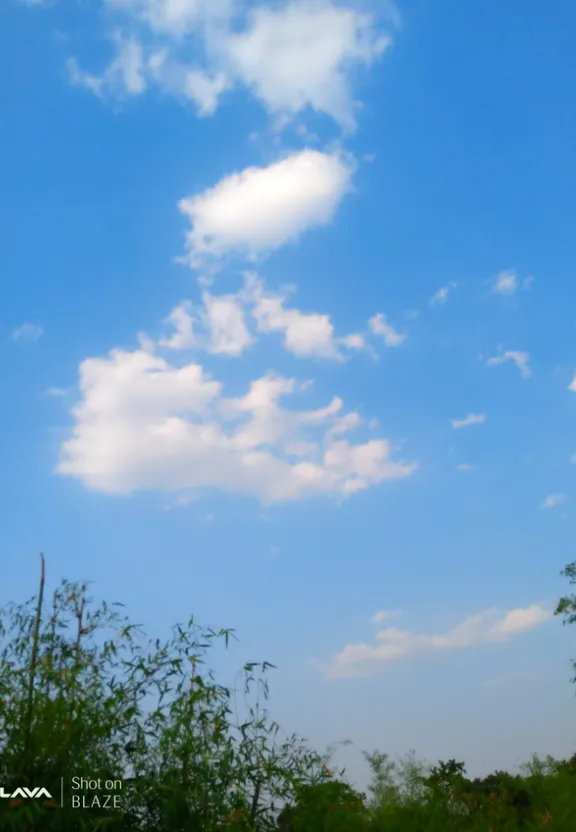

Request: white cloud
left=243, top=276, right=374, bottom=360
left=106, top=0, right=234, bottom=37
left=368, top=313, right=405, bottom=347
left=183, top=70, right=229, bottom=115
left=371, top=609, right=402, bottom=624
left=326, top=411, right=361, bottom=441
left=340, top=333, right=365, bottom=350
left=247, top=276, right=342, bottom=359
left=60, top=0, right=397, bottom=129
left=568, top=376, right=576, bottom=393
left=325, top=603, right=551, bottom=678
left=201, top=291, right=253, bottom=356
left=178, top=149, right=354, bottom=265
left=456, top=463, right=473, bottom=472
left=67, top=58, right=105, bottom=97
left=541, top=493, right=567, bottom=510
left=13, top=322, right=44, bottom=343
left=220, top=0, right=392, bottom=131
left=156, top=277, right=378, bottom=362
left=429, top=281, right=456, bottom=306
left=159, top=301, right=196, bottom=350
left=492, top=269, right=517, bottom=296
left=68, top=34, right=146, bottom=99
left=450, top=413, right=485, bottom=430
left=485, top=350, right=531, bottom=379
left=57, top=321, right=417, bottom=503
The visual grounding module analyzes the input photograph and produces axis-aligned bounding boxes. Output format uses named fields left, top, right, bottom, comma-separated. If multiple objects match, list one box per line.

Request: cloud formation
left=68, top=35, right=146, bottom=99
left=325, top=604, right=551, bottom=678
left=541, top=493, right=567, bottom=510
left=371, top=609, right=402, bottom=624
left=13, top=322, right=44, bottom=343
left=492, top=269, right=518, bottom=296
left=245, top=275, right=365, bottom=360
left=178, top=150, right=354, bottom=266
left=61, top=0, right=397, bottom=129
left=485, top=349, right=531, bottom=379
left=220, top=0, right=391, bottom=131
left=368, top=313, right=405, bottom=347
left=156, top=276, right=379, bottom=361
left=450, top=413, right=485, bottom=430
left=57, top=307, right=417, bottom=502
left=429, top=281, right=456, bottom=306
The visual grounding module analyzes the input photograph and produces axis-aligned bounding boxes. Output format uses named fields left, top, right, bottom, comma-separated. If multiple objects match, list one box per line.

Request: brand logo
left=0, top=787, right=53, bottom=799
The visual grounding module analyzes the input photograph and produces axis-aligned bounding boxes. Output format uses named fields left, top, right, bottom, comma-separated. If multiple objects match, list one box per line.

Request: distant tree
left=277, top=779, right=368, bottom=832
left=555, top=561, right=576, bottom=685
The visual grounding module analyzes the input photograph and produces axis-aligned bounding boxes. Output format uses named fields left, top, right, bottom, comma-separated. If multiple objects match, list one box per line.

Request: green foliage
left=0, top=556, right=328, bottom=831
left=555, top=560, right=576, bottom=686
left=277, top=780, right=368, bottom=832
left=0, top=553, right=574, bottom=831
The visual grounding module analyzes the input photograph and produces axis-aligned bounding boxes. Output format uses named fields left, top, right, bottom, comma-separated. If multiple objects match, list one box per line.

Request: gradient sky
left=2, top=0, right=575, bottom=786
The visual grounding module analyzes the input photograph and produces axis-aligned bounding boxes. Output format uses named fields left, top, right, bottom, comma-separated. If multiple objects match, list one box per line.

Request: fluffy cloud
left=13, top=322, right=44, bottom=343
left=57, top=321, right=417, bottom=502
left=325, top=604, right=551, bottom=678
left=182, top=70, right=229, bottom=115
left=55, top=0, right=398, bottom=128
left=541, top=493, right=567, bottom=510
left=220, top=0, right=391, bottom=130
left=246, top=275, right=352, bottom=359
left=340, top=333, right=365, bottom=350
left=429, top=281, right=456, bottom=306
left=178, top=150, right=354, bottom=265
left=105, top=0, right=234, bottom=37
left=157, top=277, right=371, bottom=360
left=200, top=291, right=253, bottom=355
left=450, top=413, right=485, bottom=430
left=368, top=313, right=405, bottom=347
left=485, top=349, right=531, bottom=379
left=159, top=301, right=196, bottom=349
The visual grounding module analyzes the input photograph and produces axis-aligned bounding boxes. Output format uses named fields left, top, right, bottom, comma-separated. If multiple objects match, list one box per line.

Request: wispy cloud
left=368, top=313, right=405, bottom=347
left=429, top=281, right=456, bottom=306
left=43, top=387, right=69, bottom=397
left=371, top=609, right=402, bottom=624
left=450, top=413, right=485, bottom=430
left=541, top=493, right=567, bottom=510
left=61, top=0, right=397, bottom=132
left=12, top=322, right=44, bottom=343
left=325, top=603, right=551, bottom=678
left=485, top=349, right=531, bottom=379
left=492, top=269, right=517, bottom=296
left=457, top=464, right=473, bottom=472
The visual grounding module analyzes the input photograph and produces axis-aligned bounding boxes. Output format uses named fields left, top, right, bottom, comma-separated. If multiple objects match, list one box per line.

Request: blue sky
left=1, top=0, right=576, bottom=783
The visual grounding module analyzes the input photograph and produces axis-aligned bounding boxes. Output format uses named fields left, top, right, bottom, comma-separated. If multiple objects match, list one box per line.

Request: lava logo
left=0, top=787, right=53, bottom=799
